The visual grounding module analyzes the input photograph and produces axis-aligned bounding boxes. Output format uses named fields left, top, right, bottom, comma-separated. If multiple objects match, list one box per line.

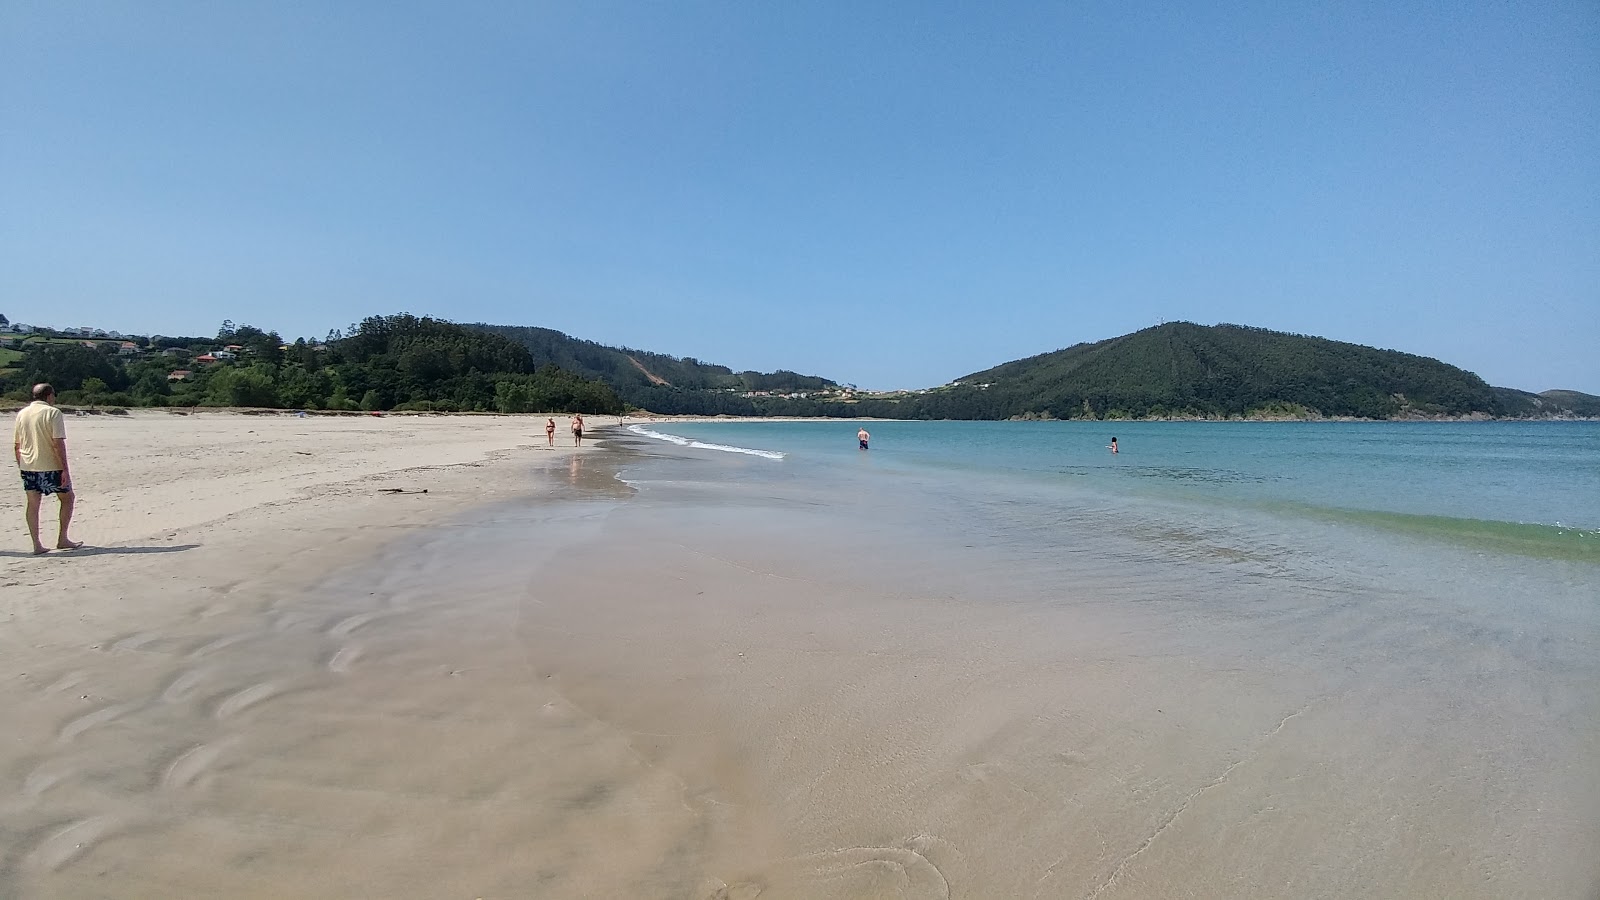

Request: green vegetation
left=914, top=323, right=1506, bottom=420
left=1492, top=387, right=1600, bottom=419
left=2, top=316, right=1587, bottom=421
left=0, top=315, right=623, bottom=414
left=476, top=321, right=1574, bottom=421
left=471, top=324, right=839, bottom=415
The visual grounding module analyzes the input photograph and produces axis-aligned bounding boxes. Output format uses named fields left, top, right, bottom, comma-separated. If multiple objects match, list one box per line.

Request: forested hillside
left=470, top=324, right=837, bottom=414
left=0, top=315, right=623, bottom=414
left=1492, top=387, right=1600, bottom=419
left=4, top=314, right=1588, bottom=420
left=924, top=323, right=1504, bottom=420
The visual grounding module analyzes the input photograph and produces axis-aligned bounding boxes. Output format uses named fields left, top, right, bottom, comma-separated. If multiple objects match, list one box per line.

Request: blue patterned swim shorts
left=20, top=471, right=69, bottom=495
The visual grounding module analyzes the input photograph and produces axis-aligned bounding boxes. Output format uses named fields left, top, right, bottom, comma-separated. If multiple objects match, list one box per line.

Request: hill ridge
left=468, top=323, right=839, bottom=415
left=932, top=321, right=1503, bottom=420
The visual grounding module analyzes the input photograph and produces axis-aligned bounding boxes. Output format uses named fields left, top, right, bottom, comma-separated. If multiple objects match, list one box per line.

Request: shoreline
left=2, top=414, right=1594, bottom=897
left=13, top=405, right=1596, bottom=424
left=0, top=409, right=608, bottom=552
left=1, top=411, right=630, bottom=896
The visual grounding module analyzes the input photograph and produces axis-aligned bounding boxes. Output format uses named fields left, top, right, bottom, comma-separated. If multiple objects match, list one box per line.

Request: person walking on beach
left=571, top=414, right=584, bottom=446
left=858, top=427, right=870, bottom=450
left=13, top=383, right=82, bottom=554
left=545, top=417, right=556, bottom=447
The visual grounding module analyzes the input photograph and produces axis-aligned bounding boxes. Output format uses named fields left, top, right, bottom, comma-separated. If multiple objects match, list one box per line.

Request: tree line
left=0, top=315, right=624, bottom=414
left=2, top=317, right=1536, bottom=420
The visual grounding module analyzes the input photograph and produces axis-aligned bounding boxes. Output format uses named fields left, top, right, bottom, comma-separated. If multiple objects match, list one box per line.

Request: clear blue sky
left=3, top=1, right=1596, bottom=391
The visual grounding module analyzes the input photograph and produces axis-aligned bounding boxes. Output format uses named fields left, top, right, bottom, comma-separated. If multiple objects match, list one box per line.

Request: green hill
left=469, top=324, right=838, bottom=415
left=1, top=315, right=625, bottom=414
left=1492, top=387, right=1600, bottom=419
left=922, top=323, right=1503, bottom=420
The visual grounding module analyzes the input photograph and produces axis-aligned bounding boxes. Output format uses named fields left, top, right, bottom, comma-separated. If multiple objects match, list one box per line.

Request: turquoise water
left=577, top=419, right=1600, bottom=894
left=628, top=420, right=1600, bottom=562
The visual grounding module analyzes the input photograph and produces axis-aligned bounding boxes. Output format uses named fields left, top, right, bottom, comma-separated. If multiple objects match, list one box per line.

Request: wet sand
left=2, top=416, right=1595, bottom=898
left=0, top=412, right=601, bottom=897
left=505, top=490, right=1600, bottom=900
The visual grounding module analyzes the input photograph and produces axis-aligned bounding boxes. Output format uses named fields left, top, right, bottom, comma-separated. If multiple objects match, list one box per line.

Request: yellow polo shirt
left=14, top=401, right=66, bottom=472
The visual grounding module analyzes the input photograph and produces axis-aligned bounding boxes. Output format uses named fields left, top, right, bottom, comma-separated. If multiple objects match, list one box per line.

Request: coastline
left=13, top=405, right=1593, bottom=426
left=2, top=414, right=1594, bottom=897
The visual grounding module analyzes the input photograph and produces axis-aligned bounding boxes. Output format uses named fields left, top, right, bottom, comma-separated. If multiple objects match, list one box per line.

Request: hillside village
left=0, top=315, right=322, bottom=388
left=0, top=314, right=626, bottom=413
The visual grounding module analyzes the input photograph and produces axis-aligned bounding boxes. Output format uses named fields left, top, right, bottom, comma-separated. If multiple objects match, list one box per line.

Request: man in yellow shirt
left=13, top=383, right=82, bottom=554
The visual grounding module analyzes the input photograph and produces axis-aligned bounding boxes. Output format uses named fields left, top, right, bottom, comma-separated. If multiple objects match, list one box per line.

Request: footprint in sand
left=41, top=670, right=88, bottom=694
left=159, top=668, right=214, bottom=704
left=327, top=645, right=363, bottom=673
left=162, top=741, right=233, bottom=789
left=21, top=762, right=75, bottom=797
left=215, top=682, right=286, bottom=719
left=272, top=609, right=321, bottom=633
left=187, top=631, right=255, bottom=659
left=327, top=612, right=383, bottom=638
left=58, top=703, right=139, bottom=743
left=23, top=815, right=129, bottom=872
left=110, top=631, right=162, bottom=653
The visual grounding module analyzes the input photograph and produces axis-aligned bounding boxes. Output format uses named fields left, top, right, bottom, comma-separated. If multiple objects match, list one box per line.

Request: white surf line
left=626, top=423, right=785, bottom=460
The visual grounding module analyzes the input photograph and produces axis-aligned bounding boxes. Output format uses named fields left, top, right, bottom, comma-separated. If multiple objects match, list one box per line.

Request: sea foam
left=627, top=424, right=785, bottom=460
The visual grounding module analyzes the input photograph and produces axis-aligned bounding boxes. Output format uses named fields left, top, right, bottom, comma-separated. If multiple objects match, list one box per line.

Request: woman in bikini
left=545, top=418, right=556, bottom=447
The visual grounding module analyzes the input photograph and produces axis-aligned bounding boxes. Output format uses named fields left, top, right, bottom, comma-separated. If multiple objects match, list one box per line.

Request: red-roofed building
left=195, top=354, right=218, bottom=365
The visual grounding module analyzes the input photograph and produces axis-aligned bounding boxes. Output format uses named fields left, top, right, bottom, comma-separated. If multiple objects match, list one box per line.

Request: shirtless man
left=858, top=427, right=870, bottom=450
left=14, top=383, right=82, bottom=554
left=571, top=414, right=584, bottom=447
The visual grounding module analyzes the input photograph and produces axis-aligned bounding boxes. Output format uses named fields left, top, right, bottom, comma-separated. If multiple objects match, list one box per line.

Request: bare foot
left=32, top=546, right=51, bottom=556
left=56, top=540, right=84, bottom=551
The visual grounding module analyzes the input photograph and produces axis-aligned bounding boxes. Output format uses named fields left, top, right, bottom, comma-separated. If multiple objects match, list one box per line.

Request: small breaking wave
left=627, top=423, right=785, bottom=460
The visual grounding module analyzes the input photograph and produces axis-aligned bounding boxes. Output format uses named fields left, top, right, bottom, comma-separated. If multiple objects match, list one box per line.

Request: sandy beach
left=0, top=412, right=607, bottom=896
left=2, top=413, right=1594, bottom=899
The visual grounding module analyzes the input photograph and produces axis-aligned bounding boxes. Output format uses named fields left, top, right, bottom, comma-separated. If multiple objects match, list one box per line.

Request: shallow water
left=601, top=422, right=1600, bottom=897
left=632, top=420, right=1600, bottom=558
left=11, top=426, right=1592, bottom=898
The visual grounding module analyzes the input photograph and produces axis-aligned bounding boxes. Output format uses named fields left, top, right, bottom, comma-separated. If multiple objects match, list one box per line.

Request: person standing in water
left=1109, top=436, right=1118, bottom=454
left=571, top=414, right=584, bottom=446
left=858, top=427, right=870, bottom=450
left=545, top=417, right=556, bottom=447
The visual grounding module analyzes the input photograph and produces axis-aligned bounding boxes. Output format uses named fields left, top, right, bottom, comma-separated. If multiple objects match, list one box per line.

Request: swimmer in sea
left=858, top=427, right=870, bottom=450
left=1109, top=436, right=1118, bottom=454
